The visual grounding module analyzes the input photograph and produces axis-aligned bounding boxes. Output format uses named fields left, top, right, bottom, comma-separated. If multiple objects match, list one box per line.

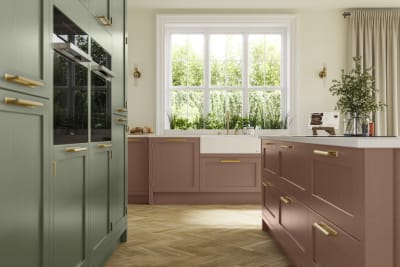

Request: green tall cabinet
left=0, top=0, right=128, bottom=266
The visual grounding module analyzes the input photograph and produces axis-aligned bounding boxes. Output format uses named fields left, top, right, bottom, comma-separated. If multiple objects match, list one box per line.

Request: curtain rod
left=342, top=12, right=351, bottom=18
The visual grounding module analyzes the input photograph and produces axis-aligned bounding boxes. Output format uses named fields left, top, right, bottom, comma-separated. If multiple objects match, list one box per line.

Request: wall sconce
left=319, top=65, right=327, bottom=78
left=133, top=67, right=141, bottom=79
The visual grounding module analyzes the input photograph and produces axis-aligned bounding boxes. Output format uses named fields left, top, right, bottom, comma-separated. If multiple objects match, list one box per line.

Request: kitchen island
left=260, top=136, right=400, bottom=267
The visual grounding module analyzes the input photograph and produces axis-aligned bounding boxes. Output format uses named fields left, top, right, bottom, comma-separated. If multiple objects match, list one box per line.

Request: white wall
left=127, top=8, right=346, bottom=135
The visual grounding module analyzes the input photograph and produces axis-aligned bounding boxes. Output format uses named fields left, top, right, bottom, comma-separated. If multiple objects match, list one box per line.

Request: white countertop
left=260, top=136, right=400, bottom=148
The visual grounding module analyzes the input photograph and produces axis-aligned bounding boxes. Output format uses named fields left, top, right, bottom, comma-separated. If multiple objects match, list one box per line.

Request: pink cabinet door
left=262, top=176, right=281, bottom=228
left=309, top=210, right=363, bottom=267
left=279, top=142, right=311, bottom=204
left=150, top=138, right=199, bottom=192
left=309, top=145, right=363, bottom=239
left=200, top=155, right=261, bottom=192
left=128, top=138, right=149, bottom=204
left=262, top=141, right=280, bottom=175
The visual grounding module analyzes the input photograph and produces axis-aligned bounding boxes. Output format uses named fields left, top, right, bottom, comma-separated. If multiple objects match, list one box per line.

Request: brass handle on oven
left=97, top=144, right=112, bottom=148
left=220, top=160, right=241, bottom=163
left=280, top=196, right=292, bottom=205
left=313, top=150, right=338, bottom=158
left=65, top=147, right=88, bottom=152
left=4, top=73, right=44, bottom=88
left=4, top=97, right=44, bottom=108
left=313, top=222, right=338, bottom=237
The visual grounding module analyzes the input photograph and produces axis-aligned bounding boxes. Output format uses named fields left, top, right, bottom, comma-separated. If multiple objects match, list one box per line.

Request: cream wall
left=127, top=8, right=346, bottom=135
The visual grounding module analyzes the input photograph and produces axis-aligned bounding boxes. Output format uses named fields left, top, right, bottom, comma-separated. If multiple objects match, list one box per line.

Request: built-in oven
left=53, top=7, right=90, bottom=145
left=90, top=38, right=114, bottom=142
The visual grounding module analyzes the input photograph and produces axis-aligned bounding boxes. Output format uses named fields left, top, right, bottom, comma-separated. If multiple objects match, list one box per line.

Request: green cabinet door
left=111, top=0, right=128, bottom=117
left=89, top=0, right=110, bottom=19
left=88, top=143, right=112, bottom=266
left=110, top=117, right=127, bottom=236
left=0, top=90, right=49, bottom=267
left=0, top=0, right=50, bottom=98
left=52, top=146, right=89, bottom=267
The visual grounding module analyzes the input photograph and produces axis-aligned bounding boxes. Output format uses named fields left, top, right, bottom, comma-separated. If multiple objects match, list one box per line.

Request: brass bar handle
left=220, top=160, right=241, bottom=163
left=313, top=222, right=338, bottom=237
left=4, top=73, right=44, bottom=88
left=313, top=149, right=338, bottom=158
left=280, top=145, right=294, bottom=149
left=116, top=108, right=128, bottom=112
left=166, top=139, right=187, bottom=142
left=97, top=144, right=112, bottom=148
left=280, top=196, right=292, bottom=205
left=4, top=97, right=44, bottom=108
left=262, top=182, right=273, bottom=187
left=263, top=142, right=274, bottom=145
left=128, top=139, right=141, bottom=142
left=116, top=118, right=127, bottom=122
left=65, top=147, right=88, bottom=152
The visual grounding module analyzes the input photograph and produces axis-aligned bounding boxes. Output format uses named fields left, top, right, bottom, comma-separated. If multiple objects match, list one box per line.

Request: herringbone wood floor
left=105, top=205, right=292, bottom=267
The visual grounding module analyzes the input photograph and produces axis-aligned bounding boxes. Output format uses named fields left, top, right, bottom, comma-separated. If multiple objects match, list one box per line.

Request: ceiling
left=127, top=0, right=400, bottom=9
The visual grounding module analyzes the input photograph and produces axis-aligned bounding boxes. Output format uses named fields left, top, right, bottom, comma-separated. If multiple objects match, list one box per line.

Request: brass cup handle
left=313, top=222, right=338, bottom=237
left=4, top=97, right=44, bottom=108
left=97, top=144, right=112, bottom=148
left=262, top=182, right=273, bottom=187
left=65, top=147, right=88, bottom=152
left=4, top=73, right=44, bottom=88
left=220, top=160, right=241, bottom=163
left=166, top=139, right=187, bottom=142
left=313, top=149, right=338, bottom=158
left=280, top=196, right=292, bottom=205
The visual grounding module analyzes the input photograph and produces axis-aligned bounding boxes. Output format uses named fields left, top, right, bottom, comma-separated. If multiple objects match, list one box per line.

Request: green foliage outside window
left=169, top=34, right=286, bottom=130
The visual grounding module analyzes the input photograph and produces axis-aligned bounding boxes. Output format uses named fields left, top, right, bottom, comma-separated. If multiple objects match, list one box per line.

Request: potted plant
left=329, top=56, right=385, bottom=136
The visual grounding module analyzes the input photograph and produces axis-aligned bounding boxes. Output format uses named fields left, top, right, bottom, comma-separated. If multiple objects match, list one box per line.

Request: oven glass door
left=91, top=71, right=111, bottom=142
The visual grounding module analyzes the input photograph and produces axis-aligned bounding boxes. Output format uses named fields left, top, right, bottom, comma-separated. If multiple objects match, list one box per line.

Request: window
left=157, top=15, right=296, bottom=133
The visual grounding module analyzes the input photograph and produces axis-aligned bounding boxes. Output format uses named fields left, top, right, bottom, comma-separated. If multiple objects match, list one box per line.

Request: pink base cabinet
left=262, top=139, right=395, bottom=267
left=128, top=138, right=149, bottom=204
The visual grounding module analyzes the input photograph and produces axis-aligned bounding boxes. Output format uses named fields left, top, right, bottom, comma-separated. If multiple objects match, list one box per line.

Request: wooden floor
left=105, top=205, right=292, bottom=267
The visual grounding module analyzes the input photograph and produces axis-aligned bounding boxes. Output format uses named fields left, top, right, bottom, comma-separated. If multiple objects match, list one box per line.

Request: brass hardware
left=319, top=65, right=327, bottom=78
left=116, top=118, right=127, bottom=122
left=65, top=147, right=88, bottom=152
left=220, top=160, right=241, bottom=163
left=166, top=139, right=187, bottom=142
left=264, top=142, right=274, bottom=146
left=97, top=144, right=112, bottom=148
left=280, top=196, right=292, bottom=205
left=96, top=15, right=112, bottom=25
left=4, top=97, right=44, bottom=108
left=116, top=108, right=128, bottom=112
left=128, top=139, right=141, bottom=142
left=313, top=149, right=338, bottom=158
left=133, top=67, right=141, bottom=79
left=52, top=161, right=57, bottom=177
left=262, top=182, right=272, bottom=187
left=280, top=145, right=294, bottom=149
left=4, top=73, right=44, bottom=88
left=313, top=222, right=338, bottom=237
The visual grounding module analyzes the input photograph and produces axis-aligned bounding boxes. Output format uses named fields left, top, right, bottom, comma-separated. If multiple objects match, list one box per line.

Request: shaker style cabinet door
left=0, top=0, right=49, bottom=98
left=128, top=138, right=149, bottom=204
left=0, top=89, right=49, bottom=267
left=52, top=146, right=89, bottom=267
left=150, top=138, right=200, bottom=192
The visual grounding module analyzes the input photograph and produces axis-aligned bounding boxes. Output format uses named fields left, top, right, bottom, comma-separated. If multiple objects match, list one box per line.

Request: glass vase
left=344, top=113, right=363, bottom=136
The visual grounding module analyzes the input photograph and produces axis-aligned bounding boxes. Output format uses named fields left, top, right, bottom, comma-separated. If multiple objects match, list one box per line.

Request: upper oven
left=53, top=7, right=90, bottom=145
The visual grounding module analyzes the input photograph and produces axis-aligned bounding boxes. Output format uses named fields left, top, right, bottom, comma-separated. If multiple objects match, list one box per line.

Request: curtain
left=348, top=9, right=400, bottom=136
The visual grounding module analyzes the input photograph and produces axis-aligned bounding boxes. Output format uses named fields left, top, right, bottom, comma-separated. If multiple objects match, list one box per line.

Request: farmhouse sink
left=200, top=135, right=261, bottom=154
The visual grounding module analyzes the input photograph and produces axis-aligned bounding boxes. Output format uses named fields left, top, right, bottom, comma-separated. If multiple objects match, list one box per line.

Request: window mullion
left=204, top=33, right=210, bottom=116
left=243, top=33, right=249, bottom=117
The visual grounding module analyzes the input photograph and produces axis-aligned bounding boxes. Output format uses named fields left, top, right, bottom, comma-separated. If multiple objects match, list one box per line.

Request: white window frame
left=156, top=14, right=297, bottom=135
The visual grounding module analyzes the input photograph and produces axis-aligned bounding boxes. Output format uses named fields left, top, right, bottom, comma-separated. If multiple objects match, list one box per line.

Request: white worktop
left=261, top=136, right=400, bottom=148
